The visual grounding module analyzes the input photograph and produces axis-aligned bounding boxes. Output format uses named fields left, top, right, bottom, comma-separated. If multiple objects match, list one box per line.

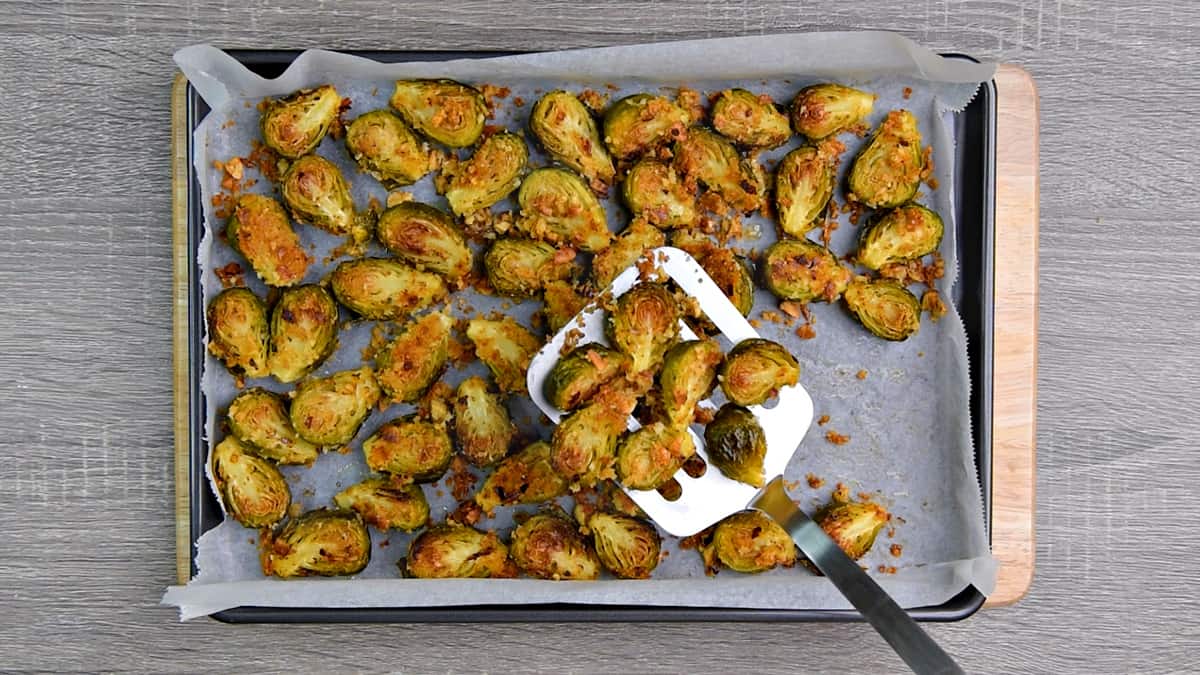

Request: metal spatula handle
left=753, top=479, right=964, bottom=675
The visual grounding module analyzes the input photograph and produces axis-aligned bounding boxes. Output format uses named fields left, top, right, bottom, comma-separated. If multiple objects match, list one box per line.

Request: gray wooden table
left=2, top=1, right=1196, bottom=672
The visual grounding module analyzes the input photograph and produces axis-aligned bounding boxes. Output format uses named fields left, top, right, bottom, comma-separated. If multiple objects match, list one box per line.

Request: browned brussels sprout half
left=816, top=499, right=890, bottom=561
left=847, top=109, right=923, bottom=209
left=760, top=239, right=851, bottom=303
left=210, top=436, right=290, bottom=528
left=474, top=441, right=568, bottom=513
left=345, top=109, right=432, bottom=187
left=790, top=83, right=876, bottom=140
left=453, top=376, right=516, bottom=467
left=544, top=343, right=629, bottom=412
left=375, top=202, right=472, bottom=282
left=704, top=510, right=796, bottom=573
left=362, top=416, right=454, bottom=483
left=207, top=287, right=270, bottom=379
left=390, top=79, right=487, bottom=148
left=226, top=194, right=311, bottom=287
left=615, top=422, right=696, bottom=491
left=465, top=317, right=541, bottom=394
left=444, top=132, right=528, bottom=216
left=515, top=167, right=612, bottom=252
left=673, top=127, right=763, bottom=213
left=375, top=311, right=453, bottom=403
left=605, top=282, right=680, bottom=374
left=289, top=366, right=381, bottom=447
left=698, top=248, right=755, bottom=318
left=659, top=339, right=722, bottom=426
left=719, top=338, right=800, bottom=407
left=484, top=238, right=575, bottom=298
left=260, top=84, right=342, bottom=158
left=551, top=389, right=637, bottom=488
left=582, top=511, right=662, bottom=579
left=602, top=93, right=690, bottom=159
left=260, top=509, right=371, bottom=579
left=856, top=204, right=944, bottom=270
left=621, top=159, right=698, bottom=229
left=280, top=154, right=364, bottom=241
left=329, top=257, right=448, bottom=321
left=704, top=404, right=767, bottom=487
left=541, top=280, right=589, bottom=333
left=591, top=218, right=665, bottom=290
left=510, top=511, right=601, bottom=580
left=406, top=524, right=518, bottom=578
left=842, top=279, right=921, bottom=341
left=334, top=477, right=430, bottom=532
left=267, top=284, right=338, bottom=383
left=529, top=90, right=616, bottom=189
left=775, top=145, right=834, bottom=238
left=227, top=387, right=320, bottom=465
left=711, top=89, right=791, bottom=149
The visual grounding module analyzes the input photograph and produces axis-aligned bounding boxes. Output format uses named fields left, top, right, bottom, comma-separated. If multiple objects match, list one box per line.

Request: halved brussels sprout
left=760, top=239, right=851, bottom=303
left=406, top=523, right=517, bottom=578
left=583, top=511, right=661, bottom=579
left=375, top=311, right=453, bottom=403
left=659, top=339, right=722, bottom=426
left=602, top=93, right=690, bottom=159
left=847, top=109, right=923, bottom=209
left=390, top=79, right=487, bottom=148
left=515, top=167, right=612, bottom=252
left=226, top=194, right=311, bottom=287
left=816, top=499, right=890, bottom=561
left=260, top=84, right=342, bottom=158
left=444, top=132, right=528, bottom=216
left=267, top=284, right=338, bottom=383
left=615, top=421, right=696, bottom=491
left=704, top=510, right=796, bottom=573
left=260, top=509, right=371, bottom=578
left=289, top=366, right=381, bottom=447
left=856, top=204, right=944, bottom=270
left=775, top=145, right=835, bottom=238
left=529, top=90, right=616, bottom=189
left=843, top=279, right=921, bottom=341
left=280, top=154, right=363, bottom=241
left=345, top=109, right=432, bottom=187
left=207, top=287, right=270, bottom=378
left=704, top=404, right=767, bottom=487
left=375, top=202, right=472, bottom=282
left=484, top=238, right=575, bottom=298
left=719, top=338, right=800, bottom=407
left=605, top=282, right=680, bottom=374
left=621, top=159, right=698, bottom=229
left=453, top=376, right=515, bottom=467
left=473, top=440, right=568, bottom=513
left=591, top=218, right=665, bottom=289
left=698, top=248, right=755, bottom=317
left=790, top=83, right=876, bottom=140
left=329, top=257, right=448, bottom=321
left=541, top=280, right=589, bottom=333
left=210, top=435, right=290, bottom=528
left=510, top=511, right=601, bottom=580
left=362, top=416, right=454, bottom=483
left=544, top=343, right=629, bottom=412
left=227, top=387, right=320, bottom=465
left=550, top=390, right=636, bottom=488
left=333, top=476, right=429, bottom=532
left=711, top=89, right=791, bottom=148
left=673, top=127, right=763, bottom=213
left=465, top=317, right=541, bottom=394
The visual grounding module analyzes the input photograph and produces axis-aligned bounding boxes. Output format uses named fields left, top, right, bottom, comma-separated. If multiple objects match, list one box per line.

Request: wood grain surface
left=2, top=1, right=1197, bottom=672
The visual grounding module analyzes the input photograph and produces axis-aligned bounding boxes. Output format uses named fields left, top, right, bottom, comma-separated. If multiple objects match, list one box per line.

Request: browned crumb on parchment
left=360, top=324, right=391, bottom=362
left=816, top=414, right=830, bottom=426
left=451, top=499, right=483, bottom=526
left=214, top=262, right=245, bottom=288
left=890, top=543, right=903, bottom=558
left=806, top=473, right=825, bottom=489
left=448, top=456, right=478, bottom=502
left=676, top=86, right=705, bottom=124
left=417, top=381, right=455, bottom=425
left=922, top=289, right=948, bottom=322
left=479, top=84, right=510, bottom=118
left=825, top=430, right=850, bottom=446
left=856, top=369, right=868, bottom=380
left=903, top=86, right=913, bottom=100
left=832, top=482, right=851, bottom=503
left=877, top=565, right=898, bottom=574
left=578, top=89, right=609, bottom=113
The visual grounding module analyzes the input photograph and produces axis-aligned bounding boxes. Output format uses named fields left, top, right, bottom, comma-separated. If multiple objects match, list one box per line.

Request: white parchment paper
left=165, top=33, right=997, bottom=620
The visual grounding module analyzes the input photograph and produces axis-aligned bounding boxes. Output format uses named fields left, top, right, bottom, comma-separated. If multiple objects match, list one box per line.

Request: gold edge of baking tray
left=172, top=71, right=193, bottom=585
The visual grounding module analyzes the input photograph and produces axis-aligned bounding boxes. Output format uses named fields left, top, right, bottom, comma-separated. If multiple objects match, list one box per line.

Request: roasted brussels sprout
left=719, top=338, right=800, bottom=406
left=775, top=145, right=835, bottom=238
left=704, top=404, right=767, bottom=487
left=615, top=421, right=696, bottom=490
left=515, top=167, right=612, bottom=252
left=465, top=317, right=541, bottom=394
left=390, top=79, right=487, bottom=148
left=289, top=366, right=381, bottom=447
left=602, top=93, right=690, bottom=159
left=267, top=284, right=338, bottom=383
left=591, top=218, right=665, bottom=289
left=816, top=499, right=890, bottom=561
left=453, top=376, right=515, bottom=467
left=711, top=89, right=791, bottom=149
left=541, top=280, right=589, bottom=333
left=406, top=523, right=517, bottom=578
left=473, top=441, right=568, bottom=513
left=856, top=204, right=944, bottom=270
left=260, top=84, right=342, bottom=158
left=375, top=202, right=471, bottom=282
left=210, top=435, right=290, bottom=528
left=362, top=416, right=454, bottom=482
left=227, top=387, right=320, bottom=465
left=280, top=154, right=363, bottom=241
left=510, top=511, right=601, bottom=580
left=206, top=287, right=270, bottom=378
left=673, top=127, right=763, bottom=213
left=345, top=109, right=432, bottom=187
left=704, top=510, right=796, bottom=573
left=333, top=476, right=430, bottom=531
left=544, top=343, right=629, bottom=412
left=529, top=90, right=616, bottom=189
left=790, top=83, right=876, bottom=140
left=375, top=311, right=453, bottom=403
left=444, top=132, right=528, bottom=216
left=226, top=194, right=311, bottom=287
left=329, top=257, right=448, bottom=321
left=582, top=511, right=661, bottom=579
left=260, top=509, right=371, bottom=579
left=760, top=239, right=851, bottom=303
left=605, top=282, right=680, bottom=374
left=484, top=238, right=575, bottom=297
left=847, top=109, right=923, bottom=209
left=698, top=247, right=755, bottom=317
left=659, top=339, right=722, bottom=426
left=621, top=159, right=698, bottom=229
left=842, top=279, right=921, bottom=341
left=550, top=390, right=636, bottom=487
